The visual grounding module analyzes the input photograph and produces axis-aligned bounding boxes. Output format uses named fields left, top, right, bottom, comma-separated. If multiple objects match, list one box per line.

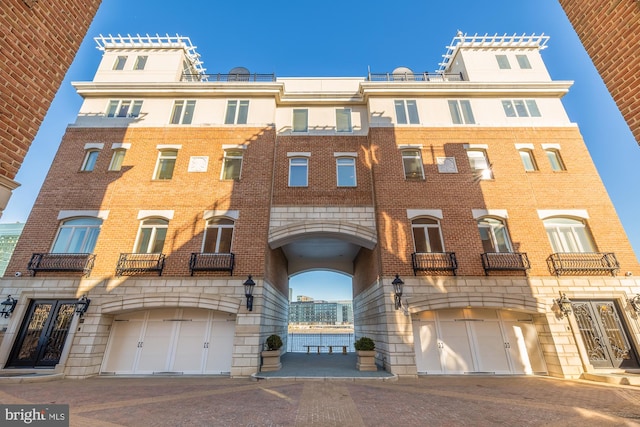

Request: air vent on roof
left=228, top=66, right=250, bottom=81
left=392, top=66, right=414, bottom=81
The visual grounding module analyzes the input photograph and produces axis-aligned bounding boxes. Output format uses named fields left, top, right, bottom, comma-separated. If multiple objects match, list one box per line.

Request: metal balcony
left=481, top=252, right=530, bottom=275
left=367, top=71, right=464, bottom=82
left=115, top=253, right=165, bottom=276
left=27, top=253, right=96, bottom=277
left=546, top=252, right=619, bottom=277
left=182, top=73, right=276, bottom=82
left=189, top=252, right=235, bottom=276
left=411, top=252, right=458, bottom=276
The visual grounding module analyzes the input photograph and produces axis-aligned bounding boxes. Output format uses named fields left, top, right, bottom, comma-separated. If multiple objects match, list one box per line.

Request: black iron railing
left=189, top=252, right=234, bottom=276
left=182, top=73, right=276, bottom=82
left=547, top=252, right=619, bottom=277
left=367, top=72, right=464, bottom=82
left=411, top=252, right=458, bottom=276
left=481, top=252, right=530, bottom=275
left=287, top=332, right=354, bottom=353
left=27, top=253, right=96, bottom=277
left=115, top=253, right=165, bottom=276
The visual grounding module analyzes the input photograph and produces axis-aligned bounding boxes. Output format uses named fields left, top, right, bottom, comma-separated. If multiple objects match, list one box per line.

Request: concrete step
left=582, top=371, right=640, bottom=386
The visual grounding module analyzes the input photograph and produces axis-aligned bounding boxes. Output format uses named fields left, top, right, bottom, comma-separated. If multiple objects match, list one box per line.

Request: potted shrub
left=261, top=334, right=283, bottom=372
left=354, top=337, right=377, bottom=371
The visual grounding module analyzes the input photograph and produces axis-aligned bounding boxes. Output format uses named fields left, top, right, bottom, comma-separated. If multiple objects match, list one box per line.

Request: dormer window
left=516, top=55, right=531, bottom=69
left=133, top=56, right=148, bottom=70
left=496, top=55, right=511, bottom=69
left=113, top=56, right=127, bottom=70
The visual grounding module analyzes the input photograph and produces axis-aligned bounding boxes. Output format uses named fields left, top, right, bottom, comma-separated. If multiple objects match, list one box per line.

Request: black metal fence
left=287, top=332, right=355, bottom=353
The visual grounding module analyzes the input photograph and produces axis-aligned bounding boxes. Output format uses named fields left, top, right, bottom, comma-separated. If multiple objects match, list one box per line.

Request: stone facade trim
left=137, top=210, right=174, bottom=220
left=537, top=209, right=589, bottom=220
left=472, top=209, right=508, bottom=219
left=406, top=209, right=443, bottom=219
left=57, top=210, right=110, bottom=221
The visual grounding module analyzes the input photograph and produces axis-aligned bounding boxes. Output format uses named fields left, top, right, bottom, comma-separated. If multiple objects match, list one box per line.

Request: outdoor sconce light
left=629, top=294, right=640, bottom=314
left=555, top=292, right=572, bottom=318
left=244, top=275, right=256, bottom=311
left=392, top=274, right=404, bottom=310
left=1, top=295, right=17, bottom=318
left=75, top=295, right=91, bottom=317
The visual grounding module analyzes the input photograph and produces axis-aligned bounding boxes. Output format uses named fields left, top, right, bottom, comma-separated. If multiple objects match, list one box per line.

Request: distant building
left=558, top=0, right=640, bottom=144
left=0, top=223, right=24, bottom=276
left=290, top=299, right=353, bottom=325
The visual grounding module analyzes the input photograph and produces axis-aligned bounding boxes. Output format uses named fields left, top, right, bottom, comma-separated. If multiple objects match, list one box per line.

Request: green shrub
left=354, top=337, right=375, bottom=351
left=266, top=334, right=283, bottom=350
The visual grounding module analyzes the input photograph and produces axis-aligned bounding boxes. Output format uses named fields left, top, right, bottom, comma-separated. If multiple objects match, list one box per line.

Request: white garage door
left=101, top=308, right=236, bottom=375
left=413, top=308, right=546, bottom=375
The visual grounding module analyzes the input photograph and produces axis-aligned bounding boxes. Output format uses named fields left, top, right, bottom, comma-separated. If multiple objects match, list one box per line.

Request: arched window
left=202, top=218, right=234, bottom=253
left=51, top=218, right=102, bottom=253
left=411, top=217, right=444, bottom=253
left=545, top=149, right=566, bottom=171
left=135, top=218, right=168, bottom=253
left=81, top=150, right=100, bottom=172
left=477, top=217, right=512, bottom=253
left=544, top=217, right=595, bottom=253
left=518, top=149, right=537, bottom=172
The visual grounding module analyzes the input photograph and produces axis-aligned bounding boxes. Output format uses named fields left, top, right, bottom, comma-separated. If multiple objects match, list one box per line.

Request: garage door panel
left=472, top=321, right=510, bottom=373
left=102, top=320, right=144, bottom=374
left=173, top=321, right=207, bottom=373
left=137, top=321, right=174, bottom=373
left=413, top=321, right=443, bottom=374
left=204, top=320, right=235, bottom=374
left=439, top=321, right=474, bottom=373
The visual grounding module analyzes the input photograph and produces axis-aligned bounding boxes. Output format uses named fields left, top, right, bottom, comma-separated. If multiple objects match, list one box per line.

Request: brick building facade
left=1, top=33, right=639, bottom=379
left=558, top=0, right=640, bottom=144
left=0, top=0, right=102, bottom=214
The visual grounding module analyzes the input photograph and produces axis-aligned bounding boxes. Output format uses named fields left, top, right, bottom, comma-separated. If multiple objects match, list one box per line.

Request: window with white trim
left=133, top=55, right=148, bottom=70
left=153, top=150, right=178, bottom=180
left=225, top=100, right=249, bottom=124
left=412, top=217, right=444, bottom=253
left=134, top=218, right=168, bottom=254
left=477, top=217, right=513, bottom=253
left=221, top=150, right=243, bottom=180
left=289, top=157, right=308, bottom=187
left=448, top=100, right=475, bottom=124
left=292, top=109, right=308, bottom=132
left=113, top=56, right=127, bottom=70
left=336, top=157, right=356, bottom=187
left=336, top=108, right=352, bottom=132
left=502, top=100, right=541, bottom=117
left=519, top=149, right=538, bottom=171
left=106, top=100, right=143, bottom=118
left=467, top=149, right=493, bottom=179
left=544, top=217, right=596, bottom=253
left=401, top=149, right=425, bottom=180
left=51, top=218, right=102, bottom=254
left=170, top=100, right=196, bottom=124
left=545, top=148, right=566, bottom=171
left=516, top=55, right=531, bottom=69
left=109, top=149, right=126, bottom=171
left=496, top=55, right=511, bottom=69
left=81, top=150, right=99, bottom=172
left=395, top=100, right=419, bottom=124
left=202, top=218, right=234, bottom=253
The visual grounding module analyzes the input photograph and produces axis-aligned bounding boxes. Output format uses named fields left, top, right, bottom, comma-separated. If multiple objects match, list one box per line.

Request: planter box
left=356, top=350, right=377, bottom=371
left=261, top=349, right=282, bottom=372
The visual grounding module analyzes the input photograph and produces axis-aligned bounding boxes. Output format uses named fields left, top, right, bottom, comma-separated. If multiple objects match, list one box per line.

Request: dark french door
left=572, top=300, right=639, bottom=369
left=6, top=300, right=77, bottom=368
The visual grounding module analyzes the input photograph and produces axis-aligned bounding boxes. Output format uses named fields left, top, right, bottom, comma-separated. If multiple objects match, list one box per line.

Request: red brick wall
left=0, top=0, right=101, bottom=181
left=559, top=0, right=640, bottom=144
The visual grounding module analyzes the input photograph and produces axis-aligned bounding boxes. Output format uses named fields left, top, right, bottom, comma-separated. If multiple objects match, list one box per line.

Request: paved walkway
left=2, top=374, right=640, bottom=426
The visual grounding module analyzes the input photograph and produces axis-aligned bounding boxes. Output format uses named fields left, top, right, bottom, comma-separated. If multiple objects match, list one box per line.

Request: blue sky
left=3, top=1, right=639, bottom=301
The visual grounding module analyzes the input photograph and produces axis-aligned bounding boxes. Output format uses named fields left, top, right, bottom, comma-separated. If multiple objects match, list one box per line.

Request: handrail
left=27, top=253, right=96, bottom=277
left=481, top=252, right=530, bottom=275
left=547, top=252, right=619, bottom=277
left=411, top=252, right=458, bottom=276
left=189, top=252, right=235, bottom=276
left=115, top=253, right=165, bottom=276
left=182, top=73, right=276, bottom=82
left=367, top=72, right=464, bottom=82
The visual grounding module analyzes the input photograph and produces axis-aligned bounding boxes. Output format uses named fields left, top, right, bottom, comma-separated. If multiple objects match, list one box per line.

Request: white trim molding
left=537, top=209, right=589, bottom=220
left=333, top=152, right=358, bottom=157
left=541, top=143, right=561, bottom=150
left=84, top=143, right=104, bottom=150
left=472, top=209, right=508, bottom=219
left=204, top=209, right=239, bottom=220
left=514, top=143, right=534, bottom=150
left=58, top=210, right=110, bottom=220
left=287, top=152, right=311, bottom=157
left=137, top=210, right=175, bottom=220
left=156, top=144, right=182, bottom=150
left=111, top=143, right=132, bottom=150
left=398, top=144, right=423, bottom=150
left=407, top=209, right=443, bottom=220
left=463, top=143, right=488, bottom=150
left=222, top=144, right=247, bottom=150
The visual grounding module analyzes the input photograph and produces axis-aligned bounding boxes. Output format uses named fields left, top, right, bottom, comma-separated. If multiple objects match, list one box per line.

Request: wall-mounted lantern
left=244, top=275, right=256, bottom=311
left=75, top=295, right=91, bottom=317
left=392, top=274, right=404, bottom=310
left=555, top=292, right=572, bottom=318
left=1, top=295, right=17, bottom=318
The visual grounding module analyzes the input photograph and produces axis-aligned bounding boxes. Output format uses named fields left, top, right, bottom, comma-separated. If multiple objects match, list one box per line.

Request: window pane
left=130, top=101, right=143, bottom=118
left=82, top=151, right=99, bottom=171
left=546, top=150, right=565, bottom=171
left=203, top=228, right=219, bottom=253
left=406, top=100, right=419, bottom=124
left=514, top=100, right=528, bottom=117
left=516, top=55, right=531, bottom=69
left=525, top=100, right=541, bottom=117
left=502, top=101, right=517, bottom=117
left=289, top=158, right=308, bottom=186
left=337, top=158, right=356, bottom=186
left=222, top=156, right=242, bottom=180
left=237, top=100, right=249, bottom=124
left=293, top=109, right=308, bottom=132
left=520, top=150, right=536, bottom=171
left=134, top=56, right=148, bottom=70
left=113, top=56, right=127, bottom=70
left=224, top=101, right=237, bottom=124
left=136, top=228, right=152, bottom=253
left=448, top=101, right=462, bottom=124
left=67, top=228, right=87, bottom=253
left=336, top=109, right=351, bottom=132
left=460, top=100, right=475, bottom=124
left=412, top=228, right=428, bottom=252
left=182, top=100, right=195, bottom=124
left=51, top=228, right=73, bottom=253
left=395, top=101, right=408, bottom=124
left=84, top=227, right=101, bottom=253
left=493, top=225, right=511, bottom=252
left=171, top=101, right=184, bottom=124
left=218, top=228, right=233, bottom=252
left=427, top=227, right=444, bottom=252
left=117, top=101, right=131, bottom=118
left=157, top=159, right=176, bottom=179
left=478, top=226, right=495, bottom=252
left=151, top=228, right=167, bottom=253
left=496, top=55, right=511, bottom=69
left=467, top=150, right=488, bottom=171
left=106, top=100, right=119, bottom=117
left=109, top=150, right=126, bottom=171
left=575, top=227, right=596, bottom=252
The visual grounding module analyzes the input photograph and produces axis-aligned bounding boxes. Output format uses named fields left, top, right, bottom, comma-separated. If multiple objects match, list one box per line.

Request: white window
left=477, top=217, right=513, bottom=253
left=109, top=149, right=126, bottom=171
left=289, top=157, right=308, bottom=187
left=336, top=157, right=356, bottom=187
left=225, top=100, right=249, bottom=124
left=170, top=100, right=196, bottom=124
left=544, top=217, right=596, bottom=253
left=221, top=150, right=243, bottom=180
left=153, top=150, right=178, bottom=180
left=402, top=149, right=425, bottom=180
left=203, top=218, right=234, bottom=253
left=496, top=55, right=511, bottom=69
left=412, top=217, right=444, bottom=253
left=545, top=148, right=566, bottom=171
left=292, top=109, right=308, bottom=132
left=81, top=150, right=99, bottom=172
left=106, top=100, right=143, bottom=118
left=113, top=56, right=127, bottom=70
left=448, top=100, right=475, bottom=124
left=51, top=218, right=102, bottom=254
left=134, top=218, right=168, bottom=254
left=395, top=100, right=420, bottom=124
left=336, top=108, right=352, bottom=132
left=467, top=149, right=492, bottom=179
left=519, top=149, right=538, bottom=171
left=133, top=55, right=148, bottom=70
left=502, top=100, right=541, bottom=117
left=516, top=55, right=531, bottom=69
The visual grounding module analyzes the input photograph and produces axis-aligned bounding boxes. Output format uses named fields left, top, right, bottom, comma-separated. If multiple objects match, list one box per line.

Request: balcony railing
left=115, top=253, right=165, bottom=276
left=182, top=73, right=276, bottom=82
left=481, top=252, right=530, bottom=275
left=27, top=253, right=96, bottom=277
left=367, top=71, right=464, bottom=82
left=411, top=252, right=458, bottom=276
left=547, top=252, right=620, bottom=277
left=189, top=252, right=235, bottom=276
